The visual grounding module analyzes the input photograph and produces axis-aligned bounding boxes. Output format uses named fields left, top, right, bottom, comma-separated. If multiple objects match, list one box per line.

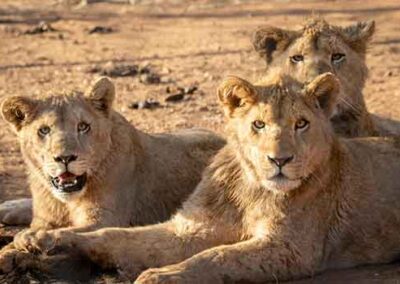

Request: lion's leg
left=70, top=224, right=216, bottom=270
left=28, top=219, right=227, bottom=277
left=137, top=239, right=316, bottom=283
left=15, top=198, right=130, bottom=252
left=0, top=198, right=32, bottom=226
left=13, top=220, right=115, bottom=252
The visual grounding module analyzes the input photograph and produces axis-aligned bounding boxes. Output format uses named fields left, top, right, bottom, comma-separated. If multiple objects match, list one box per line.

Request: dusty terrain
left=0, top=0, right=400, bottom=282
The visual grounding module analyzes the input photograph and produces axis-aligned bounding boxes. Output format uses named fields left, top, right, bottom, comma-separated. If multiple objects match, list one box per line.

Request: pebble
left=128, top=99, right=161, bottom=110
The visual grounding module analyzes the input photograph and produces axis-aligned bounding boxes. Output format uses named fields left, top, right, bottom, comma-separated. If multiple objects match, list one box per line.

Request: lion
left=11, top=72, right=400, bottom=283
left=0, top=77, right=224, bottom=274
left=0, top=18, right=394, bottom=226
left=252, top=18, right=399, bottom=137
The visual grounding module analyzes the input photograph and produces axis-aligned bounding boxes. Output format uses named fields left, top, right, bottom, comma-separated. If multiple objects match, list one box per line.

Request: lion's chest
left=243, top=206, right=286, bottom=239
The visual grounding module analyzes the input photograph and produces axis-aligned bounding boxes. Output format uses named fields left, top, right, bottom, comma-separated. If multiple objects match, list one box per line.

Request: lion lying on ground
left=2, top=18, right=396, bottom=227
left=0, top=77, right=224, bottom=273
left=11, top=73, right=400, bottom=283
left=253, top=18, right=399, bottom=137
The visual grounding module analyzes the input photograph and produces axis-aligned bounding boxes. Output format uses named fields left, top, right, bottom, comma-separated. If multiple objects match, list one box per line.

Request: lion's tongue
left=58, top=172, right=77, bottom=183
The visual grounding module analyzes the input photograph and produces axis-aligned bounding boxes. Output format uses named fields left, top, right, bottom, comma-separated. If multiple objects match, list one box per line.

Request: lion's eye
left=252, top=120, right=265, bottom=130
left=295, top=119, right=309, bottom=130
left=38, top=126, right=51, bottom=137
left=331, top=53, right=345, bottom=64
left=77, top=122, right=90, bottom=133
left=290, top=55, right=304, bottom=63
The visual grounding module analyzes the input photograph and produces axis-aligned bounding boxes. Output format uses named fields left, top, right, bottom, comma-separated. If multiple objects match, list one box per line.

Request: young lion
left=252, top=18, right=398, bottom=137
left=0, top=77, right=224, bottom=271
left=13, top=73, right=400, bottom=282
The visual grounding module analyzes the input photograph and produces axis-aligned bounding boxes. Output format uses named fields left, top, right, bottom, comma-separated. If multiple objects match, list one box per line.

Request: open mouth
left=50, top=172, right=87, bottom=193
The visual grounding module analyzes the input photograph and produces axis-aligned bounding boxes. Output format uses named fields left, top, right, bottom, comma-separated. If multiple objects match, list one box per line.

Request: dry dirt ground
left=0, top=0, right=400, bottom=283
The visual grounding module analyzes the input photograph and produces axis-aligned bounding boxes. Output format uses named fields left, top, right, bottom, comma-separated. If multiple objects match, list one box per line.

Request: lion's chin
left=52, top=188, right=87, bottom=203
left=261, top=176, right=302, bottom=193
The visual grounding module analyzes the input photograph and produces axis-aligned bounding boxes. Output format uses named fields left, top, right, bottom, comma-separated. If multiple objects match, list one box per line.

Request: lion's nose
left=268, top=155, right=294, bottom=168
left=54, top=155, right=77, bottom=165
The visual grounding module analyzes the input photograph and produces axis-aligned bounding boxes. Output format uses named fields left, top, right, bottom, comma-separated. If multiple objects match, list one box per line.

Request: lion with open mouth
left=0, top=77, right=224, bottom=275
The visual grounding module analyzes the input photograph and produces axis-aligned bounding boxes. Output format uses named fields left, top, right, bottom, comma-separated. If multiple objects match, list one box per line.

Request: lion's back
left=154, top=128, right=225, bottom=165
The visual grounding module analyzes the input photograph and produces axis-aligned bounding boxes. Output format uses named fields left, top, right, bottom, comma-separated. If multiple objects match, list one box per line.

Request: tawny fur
left=252, top=18, right=399, bottom=137
left=0, top=77, right=225, bottom=273
left=10, top=73, right=400, bottom=283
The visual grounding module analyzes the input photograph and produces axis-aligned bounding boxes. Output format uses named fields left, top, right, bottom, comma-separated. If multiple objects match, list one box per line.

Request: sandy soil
left=0, top=0, right=400, bottom=282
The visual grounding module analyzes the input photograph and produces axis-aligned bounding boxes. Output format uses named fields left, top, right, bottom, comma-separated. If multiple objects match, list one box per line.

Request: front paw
left=136, top=265, right=185, bottom=284
left=14, top=229, right=57, bottom=253
left=0, top=247, right=19, bottom=273
left=136, top=264, right=221, bottom=284
left=0, top=246, right=35, bottom=273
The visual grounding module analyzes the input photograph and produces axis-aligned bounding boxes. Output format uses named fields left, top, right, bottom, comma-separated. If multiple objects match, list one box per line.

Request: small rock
left=88, top=63, right=138, bottom=77
left=88, top=26, right=114, bottom=34
left=164, top=84, right=199, bottom=103
left=385, top=70, right=393, bottom=77
left=87, top=62, right=158, bottom=79
left=128, top=99, right=160, bottom=110
left=184, top=86, right=198, bottom=94
left=23, top=21, right=57, bottom=35
left=166, top=85, right=197, bottom=95
left=165, top=93, right=184, bottom=102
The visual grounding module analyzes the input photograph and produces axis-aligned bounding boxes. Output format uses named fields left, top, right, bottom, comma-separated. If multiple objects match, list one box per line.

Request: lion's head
left=252, top=18, right=374, bottom=117
left=1, top=77, right=115, bottom=202
left=218, top=72, right=339, bottom=193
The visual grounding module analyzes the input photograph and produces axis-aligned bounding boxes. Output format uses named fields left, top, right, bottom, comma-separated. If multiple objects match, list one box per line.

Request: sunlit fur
left=224, top=74, right=332, bottom=193
left=253, top=18, right=381, bottom=137
left=17, top=93, right=112, bottom=202
left=0, top=77, right=224, bottom=233
left=15, top=73, right=400, bottom=283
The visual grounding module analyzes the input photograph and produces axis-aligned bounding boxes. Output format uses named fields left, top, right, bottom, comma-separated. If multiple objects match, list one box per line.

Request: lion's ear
left=305, top=72, right=340, bottom=117
left=341, top=21, right=375, bottom=54
left=1, top=96, right=38, bottom=132
left=85, top=77, right=115, bottom=115
left=217, top=76, right=257, bottom=118
left=252, top=26, right=296, bottom=64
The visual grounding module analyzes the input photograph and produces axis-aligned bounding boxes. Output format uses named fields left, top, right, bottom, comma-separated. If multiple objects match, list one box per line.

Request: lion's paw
left=0, top=248, right=18, bottom=273
left=136, top=264, right=212, bottom=284
left=136, top=267, right=183, bottom=284
left=0, top=199, right=32, bottom=226
left=14, top=229, right=56, bottom=253
left=0, top=247, right=34, bottom=274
